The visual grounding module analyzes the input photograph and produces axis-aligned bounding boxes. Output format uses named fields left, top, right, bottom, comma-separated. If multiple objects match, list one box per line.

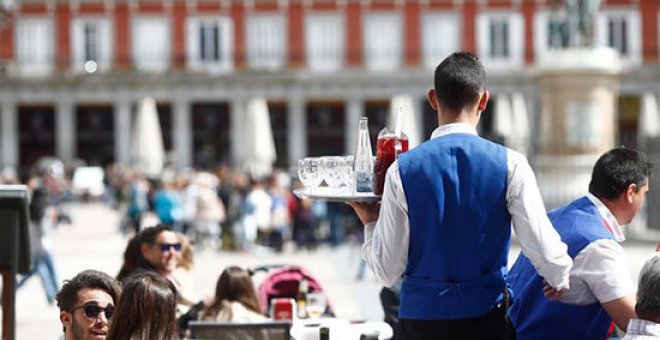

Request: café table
left=290, top=317, right=393, bottom=340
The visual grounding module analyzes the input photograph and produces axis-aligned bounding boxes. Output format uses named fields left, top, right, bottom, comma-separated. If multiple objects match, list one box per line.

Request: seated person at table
left=623, top=254, right=660, bottom=339
left=107, top=272, right=178, bottom=340
left=56, top=269, right=122, bottom=340
left=199, top=266, right=269, bottom=323
left=508, top=147, right=651, bottom=339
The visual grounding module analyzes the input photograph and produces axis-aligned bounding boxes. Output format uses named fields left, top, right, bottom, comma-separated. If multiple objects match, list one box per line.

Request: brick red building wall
left=0, top=0, right=656, bottom=69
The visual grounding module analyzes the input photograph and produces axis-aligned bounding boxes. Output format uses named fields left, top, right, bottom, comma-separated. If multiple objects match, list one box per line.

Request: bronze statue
left=553, top=0, right=602, bottom=48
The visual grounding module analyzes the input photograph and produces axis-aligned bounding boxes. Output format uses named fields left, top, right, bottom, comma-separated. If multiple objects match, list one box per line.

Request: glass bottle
left=296, top=279, right=309, bottom=319
left=354, top=117, right=374, bottom=193
left=320, top=327, right=330, bottom=340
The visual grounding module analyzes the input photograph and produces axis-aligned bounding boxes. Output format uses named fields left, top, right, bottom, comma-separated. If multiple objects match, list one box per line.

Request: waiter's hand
left=346, top=201, right=380, bottom=225
left=656, top=241, right=659, bottom=252
left=543, top=280, right=568, bottom=302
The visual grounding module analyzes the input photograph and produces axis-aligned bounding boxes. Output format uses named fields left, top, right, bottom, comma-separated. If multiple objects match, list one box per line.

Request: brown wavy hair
left=201, top=266, right=262, bottom=319
left=107, top=272, right=178, bottom=340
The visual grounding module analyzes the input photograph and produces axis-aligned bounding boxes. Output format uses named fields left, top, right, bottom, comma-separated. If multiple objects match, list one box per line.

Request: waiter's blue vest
left=398, top=133, right=511, bottom=320
left=508, top=196, right=615, bottom=340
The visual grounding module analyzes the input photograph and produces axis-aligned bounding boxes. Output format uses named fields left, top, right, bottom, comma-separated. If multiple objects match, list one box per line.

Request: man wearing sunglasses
left=123, top=225, right=182, bottom=284
left=56, top=270, right=121, bottom=340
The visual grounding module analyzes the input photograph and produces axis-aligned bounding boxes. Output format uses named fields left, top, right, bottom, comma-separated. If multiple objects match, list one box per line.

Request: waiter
left=348, top=52, right=573, bottom=340
left=508, top=148, right=651, bottom=339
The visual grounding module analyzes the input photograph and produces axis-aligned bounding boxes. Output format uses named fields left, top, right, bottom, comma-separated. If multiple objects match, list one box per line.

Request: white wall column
left=172, top=98, right=192, bottom=169
left=56, top=100, right=76, bottom=163
left=345, top=97, right=362, bottom=155
left=114, top=100, right=132, bottom=166
left=230, top=97, right=245, bottom=167
left=287, top=92, right=306, bottom=166
left=1, top=100, right=18, bottom=168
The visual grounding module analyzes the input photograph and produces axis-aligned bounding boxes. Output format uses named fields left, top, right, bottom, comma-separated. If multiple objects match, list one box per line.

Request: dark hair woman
left=116, top=234, right=141, bottom=283
left=199, top=266, right=268, bottom=322
left=107, top=272, right=178, bottom=340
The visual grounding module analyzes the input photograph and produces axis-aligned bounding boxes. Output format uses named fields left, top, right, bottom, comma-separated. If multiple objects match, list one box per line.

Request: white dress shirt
left=361, top=123, right=573, bottom=289
left=557, top=193, right=635, bottom=305
left=622, top=319, right=660, bottom=339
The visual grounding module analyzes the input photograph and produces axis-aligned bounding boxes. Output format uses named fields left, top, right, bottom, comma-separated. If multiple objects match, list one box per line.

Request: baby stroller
left=252, top=264, right=335, bottom=318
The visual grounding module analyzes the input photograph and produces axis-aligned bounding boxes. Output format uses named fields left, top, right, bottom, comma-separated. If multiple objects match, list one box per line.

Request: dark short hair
left=139, top=224, right=175, bottom=245
left=106, top=272, right=178, bottom=340
left=433, top=51, right=486, bottom=114
left=635, top=255, right=660, bottom=320
left=588, top=148, right=652, bottom=200
left=56, top=269, right=122, bottom=313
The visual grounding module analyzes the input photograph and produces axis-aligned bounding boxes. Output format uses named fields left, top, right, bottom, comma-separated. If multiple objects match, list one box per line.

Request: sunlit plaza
left=1, top=0, right=660, bottom=339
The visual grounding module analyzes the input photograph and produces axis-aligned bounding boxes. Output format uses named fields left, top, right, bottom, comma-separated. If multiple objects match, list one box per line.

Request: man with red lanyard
left=508, top=147, right=652, bottom=339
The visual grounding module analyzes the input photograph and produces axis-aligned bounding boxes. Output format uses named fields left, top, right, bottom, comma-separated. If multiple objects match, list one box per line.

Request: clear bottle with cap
left=354, top=117, right=374, bottom=193
left=296, top=279, right=309, bottom=319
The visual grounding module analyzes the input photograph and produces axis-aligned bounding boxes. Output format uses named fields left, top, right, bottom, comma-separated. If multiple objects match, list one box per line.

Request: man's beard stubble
left=71, top=316, right=85, bottom=340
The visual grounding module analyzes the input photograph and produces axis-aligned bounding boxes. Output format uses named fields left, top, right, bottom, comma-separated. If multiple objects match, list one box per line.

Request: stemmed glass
left=306, top=292, right=326, bottom=319
left=340, top=155, right=354, bottom=188
left=298, top=158, right=323, bottom=188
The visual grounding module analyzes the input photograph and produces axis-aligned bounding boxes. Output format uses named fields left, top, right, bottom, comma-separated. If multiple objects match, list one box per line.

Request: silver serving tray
left=293, top=187, right=380, bottom=203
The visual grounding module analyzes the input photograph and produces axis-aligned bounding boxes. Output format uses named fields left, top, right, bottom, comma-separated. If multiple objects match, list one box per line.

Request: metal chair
left=189, top=320, right=292, bottom=340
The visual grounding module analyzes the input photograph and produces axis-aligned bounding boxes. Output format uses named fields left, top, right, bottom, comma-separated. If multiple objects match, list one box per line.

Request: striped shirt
left=622, top=319, right=660, bottom=339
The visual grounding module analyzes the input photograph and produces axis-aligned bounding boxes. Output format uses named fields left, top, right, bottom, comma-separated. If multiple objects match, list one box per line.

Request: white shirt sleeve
left=559, top=239, right=635, bottom=305
left=361, top=149, right=575, bottom=289
left=506, top=150, right=573, bottom=290
left=361, top=160, right=409, bottom=287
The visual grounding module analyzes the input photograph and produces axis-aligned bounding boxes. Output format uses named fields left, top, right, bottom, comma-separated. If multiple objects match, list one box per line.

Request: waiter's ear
left=428, top=88, right=439, bottom=111
left=477, top=90, right=489, bottom=112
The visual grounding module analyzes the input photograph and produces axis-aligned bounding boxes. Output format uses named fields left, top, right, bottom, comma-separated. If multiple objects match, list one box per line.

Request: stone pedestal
left=533, top=48, right=621, bottom=209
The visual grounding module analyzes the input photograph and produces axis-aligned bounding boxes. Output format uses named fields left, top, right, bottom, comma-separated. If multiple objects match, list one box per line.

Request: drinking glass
left=298, top=158, right=323, bottom=188
left=305, top=292, right=326, bottom=319
left=320, top=156, right=344, bottom=188
left=340, top=155, right=354, bottom=187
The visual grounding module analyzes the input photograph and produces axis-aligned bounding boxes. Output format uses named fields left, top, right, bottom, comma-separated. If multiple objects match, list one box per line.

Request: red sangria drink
left=374, top=128, right=409, bottom=196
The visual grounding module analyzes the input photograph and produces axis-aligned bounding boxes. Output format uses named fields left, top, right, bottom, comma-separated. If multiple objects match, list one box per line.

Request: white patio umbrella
left=238, top=97, right=277, bottom=179
left=132, top=97, right=165, bottom=177
left=388, top=93, right=421, bottom=149
left=510, top=92, right=530, bottom=156
left=493, top=94, right=513, bottom=144
left=637, top=92, right=660, bottom=148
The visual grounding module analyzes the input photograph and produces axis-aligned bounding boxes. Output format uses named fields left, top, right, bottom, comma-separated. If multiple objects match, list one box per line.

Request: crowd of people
left=103, top=165, right=361, bottom=253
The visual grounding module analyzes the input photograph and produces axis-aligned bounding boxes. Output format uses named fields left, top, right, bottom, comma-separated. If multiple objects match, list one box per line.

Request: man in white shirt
left=623, top=254, right=660, bottom=339
left=508, top=147, right=652, bottom=339
left=348, top=52, right=573, bottom=340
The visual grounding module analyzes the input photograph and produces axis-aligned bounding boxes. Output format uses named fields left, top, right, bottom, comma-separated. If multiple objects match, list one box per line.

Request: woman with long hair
left=199, top=266, right=268, bottom=322
left=107, top=272, right=178, bottom=340
left=116, top=234, right=141, bottom=283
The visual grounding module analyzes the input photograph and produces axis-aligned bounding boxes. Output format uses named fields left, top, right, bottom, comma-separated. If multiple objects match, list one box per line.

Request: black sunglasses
left=157, top=242, right=182, bottom=252
left=70, top=303, right=115, bottom=320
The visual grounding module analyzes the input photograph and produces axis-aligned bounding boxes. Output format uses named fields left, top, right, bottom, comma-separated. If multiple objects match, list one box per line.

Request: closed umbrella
left=388, top=93, right=421, bottom=149
left=239, top=97, right=277, bottom=179
left=638, top=92, right=660, bottom=149
left=132, top=97, right=165, bottom=177
left=511, top=93, right=530, bottom=156
left=494, top=94, right=513, bottom=144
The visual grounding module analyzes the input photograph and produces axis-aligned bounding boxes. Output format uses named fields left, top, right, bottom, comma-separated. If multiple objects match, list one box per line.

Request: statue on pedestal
left=552, top=0, right=602, bottom=48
